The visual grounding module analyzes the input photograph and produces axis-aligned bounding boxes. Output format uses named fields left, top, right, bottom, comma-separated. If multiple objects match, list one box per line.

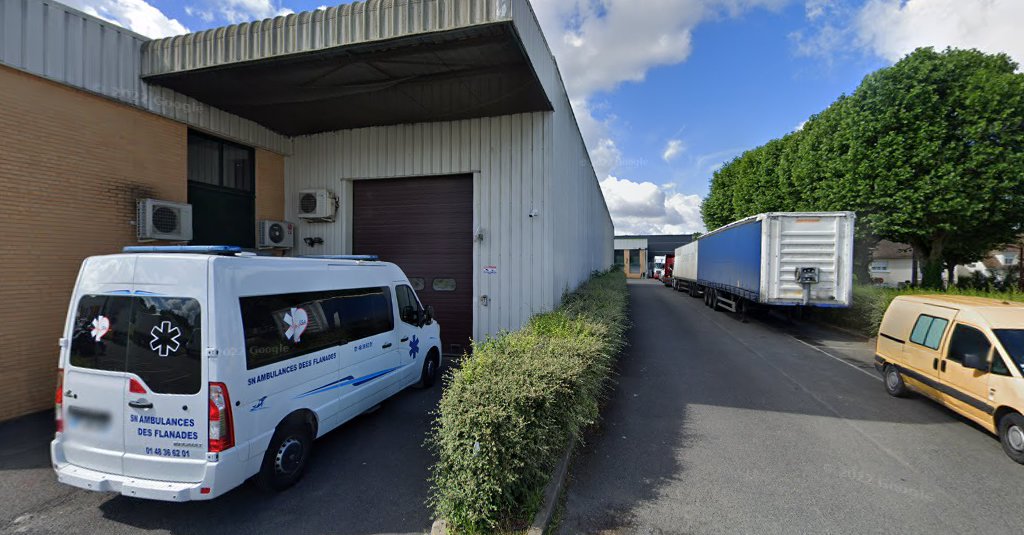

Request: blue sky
left=65, top=0, right=1024, bottom=233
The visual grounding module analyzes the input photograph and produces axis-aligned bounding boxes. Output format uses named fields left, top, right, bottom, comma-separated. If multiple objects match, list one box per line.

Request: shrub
left=817, top=285, right=1024, bottom=336
left=429, top=270, right=628, bottom=533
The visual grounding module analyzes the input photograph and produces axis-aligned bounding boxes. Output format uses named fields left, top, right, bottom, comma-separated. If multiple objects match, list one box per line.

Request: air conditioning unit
left=137, top=199, right=193, bottom=242
left=258, top=220, right=294, bottom=249
left=297, top=189, right=337, bottom=222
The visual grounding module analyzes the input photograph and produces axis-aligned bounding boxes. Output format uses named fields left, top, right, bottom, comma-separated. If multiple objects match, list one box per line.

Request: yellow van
left=874, top=295, right=1024, bottom=464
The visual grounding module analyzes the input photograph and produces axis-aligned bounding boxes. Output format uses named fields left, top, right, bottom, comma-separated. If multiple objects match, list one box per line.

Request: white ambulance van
left=51, top=246, right=443, bottom=501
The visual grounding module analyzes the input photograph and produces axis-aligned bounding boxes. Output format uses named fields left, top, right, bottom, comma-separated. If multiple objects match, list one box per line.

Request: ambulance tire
left=257, top=419, right=313, bottom=492
left=416, top=349, right=441, bottom=389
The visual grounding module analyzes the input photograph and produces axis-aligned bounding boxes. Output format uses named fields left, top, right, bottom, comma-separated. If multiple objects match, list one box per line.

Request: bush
left=817, top=285, right=1024, bottom=335
left=429, top=270, right=628, bottom=533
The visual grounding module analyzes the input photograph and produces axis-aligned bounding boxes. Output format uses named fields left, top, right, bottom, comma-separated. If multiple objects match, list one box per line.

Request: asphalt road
left=0, top=369, right=445, bottom=535
left=559, top=280, right=1024, bottom=535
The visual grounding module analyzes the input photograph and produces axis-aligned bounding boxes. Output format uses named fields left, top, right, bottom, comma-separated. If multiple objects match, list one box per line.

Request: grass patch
left=817, top=285, right=1024, bottom=335
left=428, top=270, right=628, bottom=533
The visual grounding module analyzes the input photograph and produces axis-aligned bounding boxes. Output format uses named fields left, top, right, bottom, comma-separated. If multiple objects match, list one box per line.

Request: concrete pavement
left=558, top=279, right=1024, bottom=534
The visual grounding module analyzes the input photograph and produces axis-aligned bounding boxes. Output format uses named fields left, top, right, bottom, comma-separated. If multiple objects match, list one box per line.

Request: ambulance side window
left=396, top=285, right=422, bottom=326
left=241, top=286, right=394, bottom=370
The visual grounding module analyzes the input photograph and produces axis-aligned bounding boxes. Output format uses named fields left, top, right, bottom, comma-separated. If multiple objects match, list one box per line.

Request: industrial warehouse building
left=0, top=0, right=613, bottom=421
left=614, top=234, right=694, bottom=278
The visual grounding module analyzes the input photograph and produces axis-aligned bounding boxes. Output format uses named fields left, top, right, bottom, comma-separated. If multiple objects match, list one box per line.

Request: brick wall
left=0, top=65, right=285, bottom=421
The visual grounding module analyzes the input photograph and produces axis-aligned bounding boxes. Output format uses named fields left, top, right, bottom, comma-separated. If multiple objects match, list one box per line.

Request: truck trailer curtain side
left=672, top=212, right=855, bottom=309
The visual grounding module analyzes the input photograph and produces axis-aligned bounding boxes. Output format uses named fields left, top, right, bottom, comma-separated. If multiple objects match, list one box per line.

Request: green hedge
left=817, top=285, right=1024, bottom=335
left=428, top=270, right=628, bottom=533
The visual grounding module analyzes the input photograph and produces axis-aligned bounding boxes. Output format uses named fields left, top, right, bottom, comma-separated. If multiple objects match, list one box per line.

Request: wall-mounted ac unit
left=137, top=199, right=192, bottom=242
left=258, top=220, right=294, bottom=249
left=297, top=189, right=337, bottom=222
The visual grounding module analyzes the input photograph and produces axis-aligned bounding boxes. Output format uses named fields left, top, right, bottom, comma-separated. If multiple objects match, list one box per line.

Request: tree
left=838, top=47, right=1024, bottom=287
left=701, top=48, right=1024, bottom=289
left=701, top=156, right=742, bottom=230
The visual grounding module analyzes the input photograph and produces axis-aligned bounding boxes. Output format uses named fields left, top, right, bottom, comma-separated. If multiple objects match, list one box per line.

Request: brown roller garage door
left=352, top=175, right=473, bottom=355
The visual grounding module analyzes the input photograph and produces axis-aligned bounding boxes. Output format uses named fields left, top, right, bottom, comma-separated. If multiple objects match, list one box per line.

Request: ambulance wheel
left=416, top=349, right=441, bottom=389
left=998, top=412, right=1024, bottom=464
left=257, top=421, right=312, bottom=492
left=883, top=364, right=909, bottom=398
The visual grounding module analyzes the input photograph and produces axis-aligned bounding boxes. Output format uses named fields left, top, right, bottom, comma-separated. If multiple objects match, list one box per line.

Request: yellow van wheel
left=883, top=364, right=909, bottom=398
left=998, top=413, right=1024, bottom=464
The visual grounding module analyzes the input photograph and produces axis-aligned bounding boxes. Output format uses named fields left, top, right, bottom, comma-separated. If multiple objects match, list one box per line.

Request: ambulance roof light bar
left=300, top=255, right=380, bottom=261
left=122, top=245, right=243, bottom=255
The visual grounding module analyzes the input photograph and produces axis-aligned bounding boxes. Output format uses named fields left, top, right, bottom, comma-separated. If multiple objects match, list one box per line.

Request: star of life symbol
left=409, top=335, right=420, bottom=359
left=150, top=321, right=181, bottom=357
left=90, top=315, right=110, bottom=341
left=284, top=307, right=309, bottom=343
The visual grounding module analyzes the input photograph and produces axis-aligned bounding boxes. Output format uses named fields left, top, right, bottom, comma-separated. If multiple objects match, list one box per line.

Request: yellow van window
left=924, top=318, right=948, bottom=349
left=947, top=324, right=991, bottom=364
left=909, top=315, right=947, bottom=351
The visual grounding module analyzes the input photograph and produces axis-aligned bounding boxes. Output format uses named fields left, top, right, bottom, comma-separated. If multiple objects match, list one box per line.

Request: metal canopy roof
left=141, top=1, right=552, bottom=136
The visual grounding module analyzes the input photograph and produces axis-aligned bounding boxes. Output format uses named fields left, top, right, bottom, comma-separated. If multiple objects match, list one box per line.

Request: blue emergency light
left=122, top=245, right=243, bottom=255
left=300, top=255, right=380, bottom=261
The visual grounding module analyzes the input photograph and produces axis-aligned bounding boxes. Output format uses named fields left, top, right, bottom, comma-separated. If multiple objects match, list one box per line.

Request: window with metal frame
left=628, top=249, right=641, bottom=274
left=187, top=131, right=254, bottom=192
left=909, top=315, right=949, bottom=351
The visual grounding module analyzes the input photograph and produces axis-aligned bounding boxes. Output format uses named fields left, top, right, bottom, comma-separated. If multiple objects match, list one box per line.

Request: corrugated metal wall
left=0, top=0, right=290, bottom=154
left=142, top=0, right=510, bottom=76
left=283, top=0, right=612, bottom=342
left=286, top=112, right=552, bottom=339
left=511, top=0, right=615, bottom=301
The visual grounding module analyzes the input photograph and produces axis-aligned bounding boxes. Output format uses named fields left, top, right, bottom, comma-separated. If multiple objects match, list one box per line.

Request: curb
left=526, top=434, right=575, bottom=535
left=429, top=434, right=577, bottom=535
left=809, top=317, right=874, bottom=341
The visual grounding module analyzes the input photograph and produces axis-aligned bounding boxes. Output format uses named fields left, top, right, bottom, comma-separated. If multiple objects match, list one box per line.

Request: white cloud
left=591, top=139, right=623, bottom=181
left=533, top=0, right=786, bottom=100
left=855, top=0, right=1024, bottom=66
left=600, top=176, right=705, bottom=234
left=217, top=0, right=294, bottom=24
left=63, top=0, right=188, bottom=37
left=529, top=1, right=784, bottom=233
left=804, top=0, right=835, bottom=20
left=569, top=98, right=613, bottom=150
left=184, top=5, right=214, bottom=23
left=662, top=139, right=686, bottom=162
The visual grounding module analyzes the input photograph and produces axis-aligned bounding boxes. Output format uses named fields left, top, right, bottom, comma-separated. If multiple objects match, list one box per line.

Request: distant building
left=614, top=234, right=695, bottom=279
left=868, top=240, right=918, bottom=287
left=869, top=239, right=1023, bottom=287
left=614, top=238, right=648, bottom=279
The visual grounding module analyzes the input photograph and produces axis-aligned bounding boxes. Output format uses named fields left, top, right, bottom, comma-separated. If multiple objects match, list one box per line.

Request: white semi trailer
left=672, top=212, right=856, bottom=313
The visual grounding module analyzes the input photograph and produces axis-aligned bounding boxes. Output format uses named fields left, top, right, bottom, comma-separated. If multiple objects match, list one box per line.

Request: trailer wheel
left=711, top=290, right=719, bottom=311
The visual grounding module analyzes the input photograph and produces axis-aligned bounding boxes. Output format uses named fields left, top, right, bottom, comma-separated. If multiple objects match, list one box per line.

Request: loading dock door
left=352, top=175, right=473, bottom=355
